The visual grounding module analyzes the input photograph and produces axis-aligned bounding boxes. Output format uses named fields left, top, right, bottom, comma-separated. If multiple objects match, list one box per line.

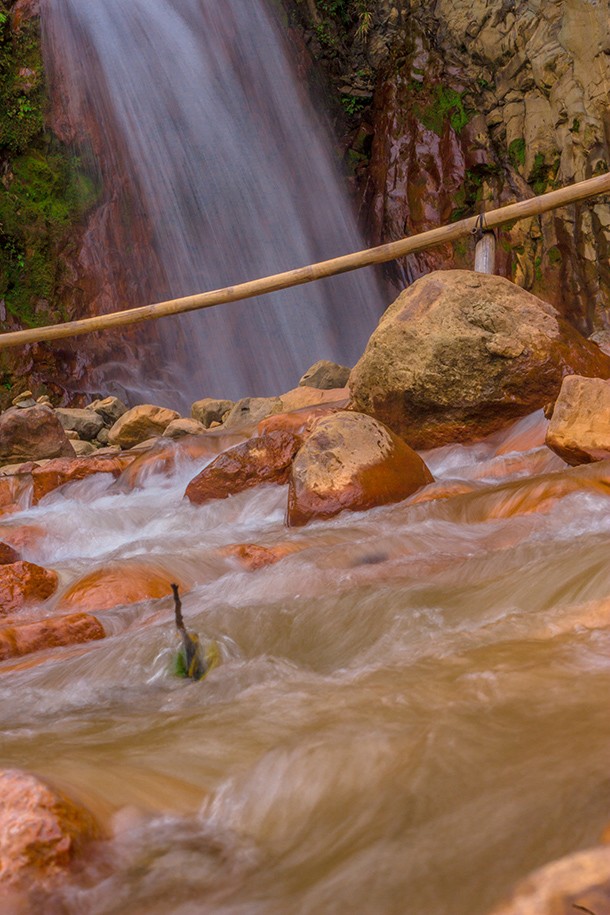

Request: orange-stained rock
left=0, top=562, right=58, bottom=617
left=31, top=453, right=136, bottom=503
left=185, top=431, right=303, bottom=506
left=59, top=561, right=188, bottom=613
left=221, top=542, right=304, bottom=571
left=0, top=769, right=99, bottom=888
left=279, top=385, right=349, bottom=413
left=0, top=472, right=33, bottom=512
left=287, top=412, right=433, bottom=526
left=108, top=404, right=180, bottom=449
left=546, top=375, right=610, bottom=465
left=0, top=542, right=20, bottom=565
left=0, top=523, right=46, bottom=556
left=406, top=480, right=477, bottom=505
left=117, top=432, right=246, bottom=490
left=349, top=270, right=610, bottom=449
left=0, top=613, right=105, bottom=661
left=486, top=844, right=610, bottom=915
left=257, top=405, right=344, bottom=438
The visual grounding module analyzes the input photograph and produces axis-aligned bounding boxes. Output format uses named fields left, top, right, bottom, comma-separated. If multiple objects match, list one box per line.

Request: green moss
left=418, top=85, right=470, bottom=137
left=0, top=6, right=44, bottom=155
left=548, top=246, right=562, bottom=266
left=529, top=152, right=560, bottom=195
left=0, top=5, right=101, bottom=329
left=508, top=138, right=526, bottom=169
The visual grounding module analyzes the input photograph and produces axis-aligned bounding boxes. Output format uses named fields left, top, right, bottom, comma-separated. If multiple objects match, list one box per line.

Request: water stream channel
left=1, top=411, right=609, bottom=913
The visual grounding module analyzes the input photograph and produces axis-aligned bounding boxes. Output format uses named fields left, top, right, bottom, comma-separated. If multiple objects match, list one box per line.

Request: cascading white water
left=41, top=0, right=385, bottom=410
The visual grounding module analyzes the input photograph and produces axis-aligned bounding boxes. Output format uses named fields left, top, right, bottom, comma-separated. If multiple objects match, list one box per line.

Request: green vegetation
left=508, top=138, right=526, bottom=168
left=341, top=93, right=366, bottom=116
left=311, top=0, right=373, bottom=47
left=0, top=3, right=98, bottom=327
left=0, top=151, right=99, bottom=325
left=418, top=85, right=470, bottom=137
left=548, top=245, right=562, bottom=266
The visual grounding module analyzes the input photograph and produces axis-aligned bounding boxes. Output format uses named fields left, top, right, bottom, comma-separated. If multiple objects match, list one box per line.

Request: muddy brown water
left=1, top=411, right=609, bottom=913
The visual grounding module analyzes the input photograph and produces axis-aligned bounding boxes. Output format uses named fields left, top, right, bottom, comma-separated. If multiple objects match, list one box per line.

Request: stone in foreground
left=545, top=375, right=610, bottom=465
left=0, top=561, right=58, bottom=617
left=0, top=612, right=105, bottom=661
left=298, top=360, right=351, bottom=389
left=287, top=412, right=433, bottom=526
left=0, top=405, right=75, bottom=466
left=486, top=843, right=610, bottom=915
left=0, top=769, right=99, bottom=888
left=191, top=397, right=234, bottom=427
left=349, top=270, right=610, bottom=449
left=185, top=431, right=303, bottom=505
left=108, top=404, right=180, bottom=448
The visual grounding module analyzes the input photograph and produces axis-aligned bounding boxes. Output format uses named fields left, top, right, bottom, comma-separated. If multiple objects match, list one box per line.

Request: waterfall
left=41, top=0, right=385, bottom=411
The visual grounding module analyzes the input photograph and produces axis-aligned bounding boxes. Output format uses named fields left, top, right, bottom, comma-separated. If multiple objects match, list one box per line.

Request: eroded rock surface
left=0, top=769, right=99, bottom=889
left=108, top=405, right=180, bottom=449
left=287, top=411, right=433, bottom=526
left=185, top=431, right=303, bottom=506
left=0, top=405, right=75, bottom=466
left=349, top=270, right=610, bottom=448
left=0, top=561, right=58, bottom=617
left=546, top=375, right=610, bottom=465
left=487, top=844, right=610, bottom=915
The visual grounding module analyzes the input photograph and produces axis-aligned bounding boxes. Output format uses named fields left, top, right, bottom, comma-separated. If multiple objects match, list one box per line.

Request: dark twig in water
left=171, top=583, right=207, bottom=680
left=573, top=904, right=598, bottom=915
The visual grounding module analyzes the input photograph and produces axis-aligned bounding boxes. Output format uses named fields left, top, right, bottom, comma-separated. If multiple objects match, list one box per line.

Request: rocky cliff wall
left=0, top=0, right=103, bottom=407
left=286, top=0, right=610, bottom=332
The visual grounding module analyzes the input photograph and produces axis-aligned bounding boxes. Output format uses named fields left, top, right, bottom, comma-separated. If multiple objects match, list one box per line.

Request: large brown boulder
left=0, top=769, right=99, bottom=889
left=287, top=412, right=433, bottom=526
left=185, top=431, right=303, bottom=506
left=0, top=561, right=58, bottom=617
left=0, top=405, right=75, bottom=465
left=108, top=404, right=180, bottom=449
left=487, top=844, right=610, bottom=915
left=349, top=271, right=610, bottom=449
left=546, top=375, right=610, bottom=465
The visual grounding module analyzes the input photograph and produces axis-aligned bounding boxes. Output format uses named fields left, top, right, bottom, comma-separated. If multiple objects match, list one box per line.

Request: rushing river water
left=1, top=411, right=609, bottom=913
left=40, top=0, right=384, bottom=410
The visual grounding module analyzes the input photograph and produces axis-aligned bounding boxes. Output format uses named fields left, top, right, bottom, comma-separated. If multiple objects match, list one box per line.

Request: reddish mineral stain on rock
left=185, top=431, right=303, bottom=506
left=287, top=412, right=433, bottom=526
left=0, top=561, right=58, bottom=617
left=59, top=561, right=188, bottom=613
left=221, top=542, right=304, bottom=571
left=0, top=769, right=100, bottom=889
left=0, top=613, right=105, bottom=661
left=32, top=453, right=136, bottom=503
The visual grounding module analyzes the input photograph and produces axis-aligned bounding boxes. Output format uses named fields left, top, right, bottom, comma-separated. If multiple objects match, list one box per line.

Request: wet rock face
left=0, top=405, right=75, bottom=465
left=349, top=270, right=610, bottom=448
left=0, top=560, right=58, bottom=616
left=287, top=411, right=433, bottom=526
left=287, top=0, right=610, bottom=330
left=185, top=431, right=303, bottom=506
left=487, top=843, right=610, bottom=915
left=0, top=769, right=99, bottom=889
left=545, top=375, right=610, bottom=465
left=0, top=612, right=105, bottom=662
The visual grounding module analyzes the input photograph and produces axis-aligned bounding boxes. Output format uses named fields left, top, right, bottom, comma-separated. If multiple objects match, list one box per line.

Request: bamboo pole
left=1, top=171, right=609, bottom=351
